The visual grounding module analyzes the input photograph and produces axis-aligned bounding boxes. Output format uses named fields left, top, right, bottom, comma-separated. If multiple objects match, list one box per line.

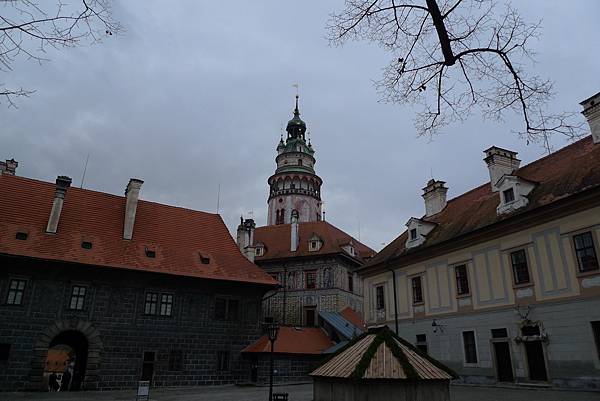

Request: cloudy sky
left=2, top=1, right=599, bottom=251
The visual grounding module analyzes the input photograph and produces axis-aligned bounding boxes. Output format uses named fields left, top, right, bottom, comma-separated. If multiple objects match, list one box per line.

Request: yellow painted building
left=359, top=93, right=600, bottom=389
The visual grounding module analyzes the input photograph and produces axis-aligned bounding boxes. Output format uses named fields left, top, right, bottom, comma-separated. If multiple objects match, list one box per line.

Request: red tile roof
left=254, top=221, right=375, bottom=263
left=368, top=136, right=600, bottom=267
left=242, top=326, right=333, bottom=355
left=340, top=307, right=366, bottom=330
left=0, top=175, right=277, bottom=286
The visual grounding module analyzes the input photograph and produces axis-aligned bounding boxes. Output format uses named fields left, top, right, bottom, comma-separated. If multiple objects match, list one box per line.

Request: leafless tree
left=329, top=0, right=584, bottom=147
left=1, top=0, right=120, bottom=107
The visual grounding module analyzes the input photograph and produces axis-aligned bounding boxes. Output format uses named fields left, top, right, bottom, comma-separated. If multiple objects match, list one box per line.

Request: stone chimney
left=290, top=209, right=299, bottom=252
left=123, top=178, right=144, bottom=240
left=236, top=217, right=256, bottom=262
left=46, top=176, right=72, bottom=234
left=422, top=179, right=448, bottom=217
left=484, top=147, right=521, bottom=192
left=581, top=91, right=600, bottom=144
left=0, top=159, right=18, bottom=176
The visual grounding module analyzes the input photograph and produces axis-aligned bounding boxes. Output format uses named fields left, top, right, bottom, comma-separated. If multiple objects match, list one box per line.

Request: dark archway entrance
left=29, top=320, right=103, bottom=391
left=47, top=331, right=88, bottom=391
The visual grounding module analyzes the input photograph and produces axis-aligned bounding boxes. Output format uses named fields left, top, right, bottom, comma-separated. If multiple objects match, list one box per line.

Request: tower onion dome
left=287, top=95, right=307, bottom=139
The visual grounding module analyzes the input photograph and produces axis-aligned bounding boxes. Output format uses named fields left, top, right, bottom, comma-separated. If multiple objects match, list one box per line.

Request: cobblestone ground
left=1, top=383, right=599, bottom=401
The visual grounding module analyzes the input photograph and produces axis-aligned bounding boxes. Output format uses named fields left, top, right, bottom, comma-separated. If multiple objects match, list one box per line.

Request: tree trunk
left=425, top=0, right=455, bottom=66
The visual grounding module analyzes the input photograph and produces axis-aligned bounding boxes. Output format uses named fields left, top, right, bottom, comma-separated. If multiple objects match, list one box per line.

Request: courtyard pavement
left=1, top=383, right=599, bottom=401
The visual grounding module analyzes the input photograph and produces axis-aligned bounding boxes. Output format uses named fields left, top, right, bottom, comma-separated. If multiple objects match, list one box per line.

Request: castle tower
left=267, top=96, right=323, bottom=225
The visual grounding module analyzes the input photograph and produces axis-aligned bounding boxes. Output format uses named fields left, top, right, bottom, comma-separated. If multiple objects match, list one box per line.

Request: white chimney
left=484, top=147, right=521, bottom=192
left=236, top=217, right=256, bottom=262
left=422, top=179, right=448, bottom=217
left=581, top=91, right=600, bottom=144
left=0, top=159, right=18, bottom=176
left=46, top=176, right=72, bottom=234
left=123, top=178, right=144, bottom=240
left=290, top=209, right=299, bottom=252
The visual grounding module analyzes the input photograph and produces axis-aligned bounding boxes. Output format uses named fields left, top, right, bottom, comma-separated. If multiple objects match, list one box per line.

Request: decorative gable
left=405, top=217, right=437, bottom=249
left=341, top=240, right=356, bottom=257
left=495, top=175, right=536, bottom=215
left=255, top=242, right=266, bottom=257
left=308, top=233, right=323, bottom=252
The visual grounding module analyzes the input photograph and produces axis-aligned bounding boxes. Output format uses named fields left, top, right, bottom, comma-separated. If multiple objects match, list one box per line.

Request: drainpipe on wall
left=388, top=260, right=399, bottom=335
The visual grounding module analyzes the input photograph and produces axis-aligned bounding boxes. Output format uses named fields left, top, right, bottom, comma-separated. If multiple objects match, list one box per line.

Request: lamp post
left=265, top=322, right=280, bottom=401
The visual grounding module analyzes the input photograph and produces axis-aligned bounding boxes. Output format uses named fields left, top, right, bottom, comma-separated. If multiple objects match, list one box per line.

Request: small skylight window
left=81, top=241, right=93, bottom=250
left=145, top=248, right=156, bottom=258
left=15, top=232, right=28, bottom=241
left=200, top=254, right=210, bottom=264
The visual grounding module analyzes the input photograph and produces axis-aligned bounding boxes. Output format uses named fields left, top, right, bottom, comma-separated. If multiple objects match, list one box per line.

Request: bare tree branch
left=1, top=0, right=120, bottom=106
left=328, top=0, right=585, bottom=147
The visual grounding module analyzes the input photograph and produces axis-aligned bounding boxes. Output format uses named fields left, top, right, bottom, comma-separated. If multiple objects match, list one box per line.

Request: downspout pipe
left=387, top=260, right=399, bottom=335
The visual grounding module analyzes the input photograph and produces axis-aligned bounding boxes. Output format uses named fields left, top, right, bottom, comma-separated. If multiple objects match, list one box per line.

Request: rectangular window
left=0, top=344, right=10, bottom=362
left=159, top=294, right=173, bottom=316
left=573, top=232, right=599, bottom=272
left=215, top=298, right=239, bottom=321
left=455, top=265, right=470, bottom=295
left=215, top=298, right=227, bottom=320
left=216, top=351, right=229, bottom=371
left=462, top=331, right=478, bottom=364
left=305, top=270, right=317, bottom=289
left=145, top=293, right=158, bottom=315
left=416, top=334, right=428, bottom=354
left=592, top=321, right=600, bottom=360
left=410, top=228, right=418, bottom=240
left=348, top=273, right=354, bottom=293
left=6, top=279, right=26, bottom=305
left=375, top=285, right=385, bottom=310
left=510, top=249, right=531, bottom=284
left=503, top=188, right=515, bottom=203
left=412, top=276, right=423, bottom=304
left=227, top=299, right=239, bottom=321
left=69, top=286, right=86, bottom=310
left=168, top=350, right=183, bottom=371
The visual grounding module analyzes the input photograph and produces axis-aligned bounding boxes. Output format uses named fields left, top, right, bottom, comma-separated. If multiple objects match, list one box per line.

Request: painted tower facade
left=267, top=96, right=323, bottom=225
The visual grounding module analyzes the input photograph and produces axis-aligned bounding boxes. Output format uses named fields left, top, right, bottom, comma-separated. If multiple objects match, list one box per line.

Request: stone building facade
left=359, top=93, right=600, bottom=390
left=0, top=171, right=276, bottom=391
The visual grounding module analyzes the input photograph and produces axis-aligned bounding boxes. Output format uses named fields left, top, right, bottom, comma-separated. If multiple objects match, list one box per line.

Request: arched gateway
left=29, top=320, right=102, bottom=391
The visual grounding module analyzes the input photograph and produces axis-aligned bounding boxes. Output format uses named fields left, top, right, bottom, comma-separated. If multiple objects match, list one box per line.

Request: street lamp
left=265, top=321, right=280, bottom=401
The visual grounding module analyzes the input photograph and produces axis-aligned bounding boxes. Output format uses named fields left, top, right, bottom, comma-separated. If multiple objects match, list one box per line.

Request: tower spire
left=294, top=94, right=300, bottom=116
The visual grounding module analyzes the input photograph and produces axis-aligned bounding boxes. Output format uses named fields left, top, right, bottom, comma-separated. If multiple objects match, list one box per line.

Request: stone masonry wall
left=0, top=257, right=269, bottom=391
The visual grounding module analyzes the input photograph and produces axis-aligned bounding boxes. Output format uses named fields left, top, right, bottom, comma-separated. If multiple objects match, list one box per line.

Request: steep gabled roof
left=254, top=221, right=375, bottom=263
left=367, top=136, right=600, bottom=267
left=311, top=326, right=455, bottom=380
left=0, top=174, right=277, bottom=286
left=242, top=326, right=333, bottom=355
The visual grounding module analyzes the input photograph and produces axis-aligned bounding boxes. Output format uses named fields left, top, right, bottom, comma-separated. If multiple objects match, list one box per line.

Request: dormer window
left=405, top=217, right=437, bottom=249
left=199, top=253, right=210, bottom=264
left=496, top=175, right=536, bottom=215
left=145, top=248, right=156, bottom=258
left=503, top=188, right=515, bottom=203
left=308, top=234, right=322, bottom=252
left=255, top=246, right=264, bottom=257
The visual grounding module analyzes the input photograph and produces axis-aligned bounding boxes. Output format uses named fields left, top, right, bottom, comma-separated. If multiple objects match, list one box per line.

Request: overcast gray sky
left=2, top=1, right=599, bottom=251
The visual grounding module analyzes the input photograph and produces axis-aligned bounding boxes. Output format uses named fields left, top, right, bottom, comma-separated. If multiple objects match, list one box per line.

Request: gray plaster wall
left=390, top=298, right=600, bottom=389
